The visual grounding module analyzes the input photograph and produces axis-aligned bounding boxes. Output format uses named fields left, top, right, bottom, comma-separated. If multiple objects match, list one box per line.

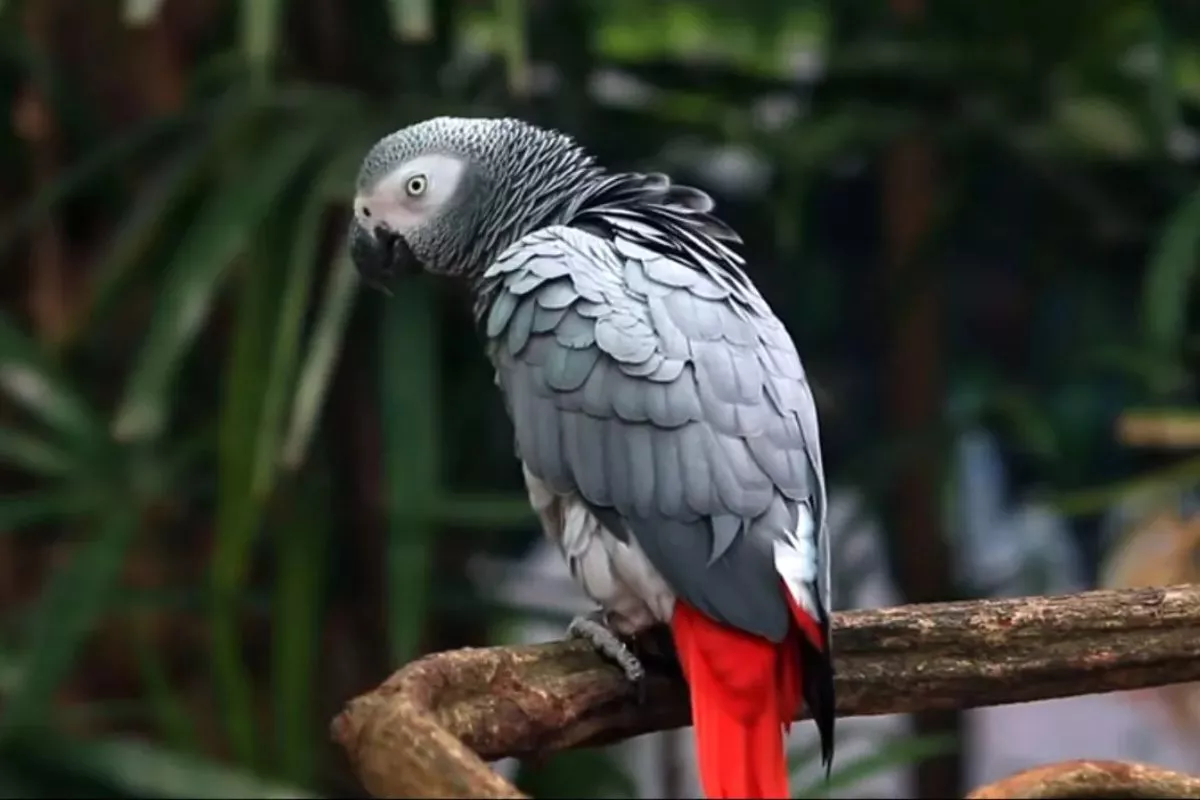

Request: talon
left=568, top=611, right=646, bottom=696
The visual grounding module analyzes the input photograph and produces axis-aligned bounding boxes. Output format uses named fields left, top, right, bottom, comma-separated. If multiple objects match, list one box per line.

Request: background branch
left=965, top=759, right=1200, bottom=798
left=332, top=584, right=1200, bottom=798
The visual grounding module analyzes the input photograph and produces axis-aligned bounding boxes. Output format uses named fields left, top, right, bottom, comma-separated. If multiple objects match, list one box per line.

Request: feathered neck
left=468, top=167, right=751, bottom=325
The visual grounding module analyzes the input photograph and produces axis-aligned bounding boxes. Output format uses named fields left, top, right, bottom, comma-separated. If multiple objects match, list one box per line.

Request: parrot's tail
left=671, top=588, right=833, bottom=800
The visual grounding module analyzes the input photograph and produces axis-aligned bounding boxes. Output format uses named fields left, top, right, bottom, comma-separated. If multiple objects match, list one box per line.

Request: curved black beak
left=349, top=221, right=421, bottom=294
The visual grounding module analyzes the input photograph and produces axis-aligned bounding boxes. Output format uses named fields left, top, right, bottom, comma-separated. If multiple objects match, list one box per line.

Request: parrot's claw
left=568, top=612, right=646, bottom=696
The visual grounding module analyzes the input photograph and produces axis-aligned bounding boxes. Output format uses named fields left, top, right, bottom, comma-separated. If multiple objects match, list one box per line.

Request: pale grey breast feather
left=483, top=224, right=827, bottom=641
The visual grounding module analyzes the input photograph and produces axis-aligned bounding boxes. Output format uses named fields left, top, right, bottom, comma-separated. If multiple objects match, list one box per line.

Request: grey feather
left=534, top=280, right=577, bottom=309
left=710, top=514, right=741, bottom=565
left=484, top=224, right=828, bottom=643
left=506, top=297, right=537, bottom=354
left=485, top=290, right=520, bottom=338
left=531, top=304, right=569, bottom=333
left=544, top=342, right=599, bottom=391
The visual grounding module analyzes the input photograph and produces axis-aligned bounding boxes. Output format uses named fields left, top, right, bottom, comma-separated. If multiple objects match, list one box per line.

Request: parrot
left=349, top=116, right=835, bottom=799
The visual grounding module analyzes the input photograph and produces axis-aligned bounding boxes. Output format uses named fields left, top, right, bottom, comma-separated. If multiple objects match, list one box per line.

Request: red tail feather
left=671, top=588, right=827, bottom=799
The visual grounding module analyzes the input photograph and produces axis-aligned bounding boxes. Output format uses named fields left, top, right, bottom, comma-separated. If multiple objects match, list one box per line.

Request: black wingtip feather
left=799, top=635, right=837, bottom=779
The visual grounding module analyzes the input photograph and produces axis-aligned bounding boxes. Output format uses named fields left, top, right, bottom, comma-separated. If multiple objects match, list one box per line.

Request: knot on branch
left=333, top=585, right=1200, bottom=798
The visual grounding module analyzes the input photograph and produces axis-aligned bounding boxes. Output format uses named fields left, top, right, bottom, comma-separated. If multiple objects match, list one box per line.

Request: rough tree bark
left=965, top=760, right=1200, bottom=798
left=332, top=584, right=1200, bottom=799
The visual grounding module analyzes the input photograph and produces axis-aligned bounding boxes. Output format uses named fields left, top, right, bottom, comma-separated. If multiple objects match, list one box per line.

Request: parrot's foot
left=568, top=611, right=646, bottom=699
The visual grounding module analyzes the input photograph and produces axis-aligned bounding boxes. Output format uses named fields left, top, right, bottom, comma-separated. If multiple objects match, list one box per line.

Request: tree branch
left=332, top=584, right=1200, bottom=798
left=966, top=760, right=1200, bottom=798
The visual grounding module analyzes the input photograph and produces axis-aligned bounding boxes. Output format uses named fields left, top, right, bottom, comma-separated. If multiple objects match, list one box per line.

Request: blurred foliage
left=1100, top=493, right=1200, bottom=750
left=791, top=730, right=957, bottom=798
left=0, top=0, right=1196, bottom=797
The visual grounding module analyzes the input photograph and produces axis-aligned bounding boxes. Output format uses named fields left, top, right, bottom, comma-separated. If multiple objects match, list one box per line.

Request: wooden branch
left=1117, top=410, right=1200, bottom=449
left=966, top=760, right=1200, bottom=798
left=332, top=584, right=1200, bottom=798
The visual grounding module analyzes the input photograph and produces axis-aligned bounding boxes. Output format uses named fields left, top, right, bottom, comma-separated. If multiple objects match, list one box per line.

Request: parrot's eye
left=405, top=174, right=428, bottom=197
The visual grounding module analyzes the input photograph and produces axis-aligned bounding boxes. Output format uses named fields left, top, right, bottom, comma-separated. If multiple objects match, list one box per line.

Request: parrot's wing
left=484, top=223, right=828, bottom=643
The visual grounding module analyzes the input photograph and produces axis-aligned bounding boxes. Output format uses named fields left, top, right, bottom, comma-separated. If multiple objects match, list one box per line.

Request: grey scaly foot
left=568, top=610, right=646, bottom=699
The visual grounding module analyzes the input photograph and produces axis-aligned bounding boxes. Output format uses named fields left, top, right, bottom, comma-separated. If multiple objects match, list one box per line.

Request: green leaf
left=207, top=136, right=337, bottom=766
left=788, top=727, right=869, bottom=776
left=15, top=734, right=321, bottom=799
left=987, top=389, right=1060, bottom=461
left=251, top=181, right=332, bottom=496
left=280, top=252, right=359, bottom=471
left=111, top=126, right=328, bottom=444
left=0, top=313, right=103, bottom=449
left=379, top=280, right=438, bottom=664
left=1147, top=4, right=1180, bottom=155
left=133, top=620, right=199, bottom=755
left=275, top=147, right=364, bottom=472
left=793, top=732, right=957, bottom=797
left=72, top=135, right=215, bottom=346
left=0, top=427, right=77, bottom=477
left=1142, top=184, right=1200, bottom=365
left=209, top=243, right=283, bottom=769
left=1052, top=95, right=1148, bottom=158
left=516, top=748, right=636, bottom=799
left=270, top=480, right=327, bottom=785
left=123, top=0, right=166, bottom=26
left=496, top=0, right=530, bottom=96
left=1081, top=343, right=1190, bottom=395
left=1045, top=453, right=1200, bottom=517
left=210, top=167, right=336, bottom=777
left=0, top=112, right=194, bottom=260
left=386, top=0, right=434, bottom=40
left=0, top=506, right=140, bottom=740
left=0, top=492, right=91, bottom=534
left=241, top=0, right=286, bottom=82
left=317, top=142, right=377, bottom=204
left=435, top=493, right=537, bottom=528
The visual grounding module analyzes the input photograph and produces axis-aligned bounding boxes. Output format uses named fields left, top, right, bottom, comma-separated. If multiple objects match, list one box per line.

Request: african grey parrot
left=349, top=116, right=834, bottom=799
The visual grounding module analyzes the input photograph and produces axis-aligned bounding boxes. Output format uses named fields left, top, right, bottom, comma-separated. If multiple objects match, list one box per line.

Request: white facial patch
left=354, top=153, right=468, bottom=236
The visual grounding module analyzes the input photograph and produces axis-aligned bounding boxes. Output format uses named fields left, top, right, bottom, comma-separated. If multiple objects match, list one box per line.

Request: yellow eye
left=405, top=174, right=428, bottom=197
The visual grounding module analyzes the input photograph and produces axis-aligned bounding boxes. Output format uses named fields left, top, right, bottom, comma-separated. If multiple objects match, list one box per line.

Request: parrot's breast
left=522, top=464, right=675, bottom=634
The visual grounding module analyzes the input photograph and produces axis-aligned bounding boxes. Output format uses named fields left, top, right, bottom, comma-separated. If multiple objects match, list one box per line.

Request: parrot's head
left=350, top=116, right=599, bottom=290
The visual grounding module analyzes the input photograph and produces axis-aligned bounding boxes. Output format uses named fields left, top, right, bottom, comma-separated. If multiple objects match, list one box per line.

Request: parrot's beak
left=349, top=221, right=420, bottom=294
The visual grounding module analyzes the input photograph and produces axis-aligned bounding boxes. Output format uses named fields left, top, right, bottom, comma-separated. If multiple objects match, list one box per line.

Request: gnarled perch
left=332, top=584, right=1200, bottom=798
